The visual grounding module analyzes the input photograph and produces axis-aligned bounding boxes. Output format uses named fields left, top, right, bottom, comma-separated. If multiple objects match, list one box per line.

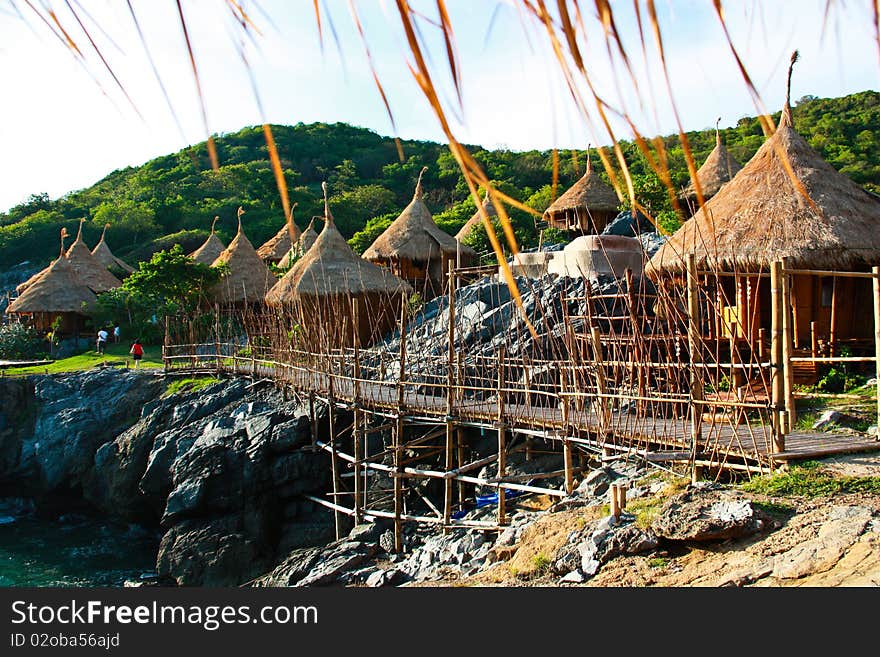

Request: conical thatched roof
left=648, top=51, right=880, bottom=275
left=91, top=224, right=135, bottom=274
left=278, top=217, right=320, bottom=269
left=455, top=192, right=499, bottom=242
left=190, top=217, right=226, bottom=265
left=65, top=220, right=122, bottom=293
left=542, top=155, right=619, bottom=225
left=266, top=184, right=412, bottom=305
left=257, top=204, right=301, bottom=262
left=211, top=208, right=276, bottom=304
left=679, top=119, right=743, bottom=202
left=364, top=168, right=477, bottom=263
left=8, top=231, right=97, bottom=314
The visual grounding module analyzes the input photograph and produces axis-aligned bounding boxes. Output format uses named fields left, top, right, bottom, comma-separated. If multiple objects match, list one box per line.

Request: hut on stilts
left=190, top=217, right=226, bottom=265
left=679, top=118, right=743, bottom=217
left=91, top=223, right=135, bottom=275
left=542, top=152, right=620, bottom=234
left=647, top=51, right=880, bottom=384
left=265, top=182, right=412, bottom=348
left=7, top=229, right=97, bottom=333
left=257, top=204, right=301, bottom=265
left=64, top=219, right=122, bottom=293
left=210, top=208, right=276, bottom=306
left=364, top=167, right=477, bottom=299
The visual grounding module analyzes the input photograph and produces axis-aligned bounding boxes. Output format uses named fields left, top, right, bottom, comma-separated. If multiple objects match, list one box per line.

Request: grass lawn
left=5, top=343, right=164, bottom=375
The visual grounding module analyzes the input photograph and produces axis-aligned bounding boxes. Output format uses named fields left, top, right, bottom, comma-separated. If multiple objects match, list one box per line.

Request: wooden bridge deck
left=167, top=355, right=880, bottom=472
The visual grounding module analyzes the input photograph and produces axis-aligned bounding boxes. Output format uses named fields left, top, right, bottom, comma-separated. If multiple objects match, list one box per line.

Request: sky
left=0, top=0, right=878, bottom=213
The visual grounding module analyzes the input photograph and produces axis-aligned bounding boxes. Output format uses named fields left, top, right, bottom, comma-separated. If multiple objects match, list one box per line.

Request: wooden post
left=829, top=275, right=839, bottom=356
left=328, top=398, right=342, bottom=541
left=781, top=258, right=796, bottom=433
left=770, top=260, right=786, bottom=454
left=590, top=326, right=609, bottom=433
left=393, top=302, right=407, bottom=553
left=810, top=320, right=819, bottom=380
left=686, top=254, right=704, bottom=481
left=393, top=415, right=404, bottom=552
left=615, top=483, right=628, bottom=512
left=214, top=303, right=221, bottom=374
left=563, top=438, right=574, bottom=494
left=609, top=485, right=620, bottom=519
left=308, top=391, right=317, bottom=447
left=873, top=266, right=880, bottom=434
left=444, top=266, right=456, bottom=530
left=496, top=347, right=506, bottom=525
left=352, top=300, right=363, bottom=524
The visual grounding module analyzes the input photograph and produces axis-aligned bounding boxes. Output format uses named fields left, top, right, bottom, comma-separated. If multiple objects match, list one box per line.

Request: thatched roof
left=91, top=224, right=135, bottom=274
left=679, top=119, right=743, bottom=202
left=455, top=192, right=499, bottom=242
left=648, top=51, right=880, bottom=275
left=211, top=208, right=276, bottom=304
left=8, top=231, right=97, bottom=315
left=542, top=156, right=619, bottom=223
left=190, top=217, right=226, bottom=265
left=266, top=183, right=412, bottom=305
left=364, top=168, right=477, bottom=263
left=257, top=204, right=301, bottom=262
left=65, top=220, right=122, bottom=293
left=278, top=217, right=320, bottom=268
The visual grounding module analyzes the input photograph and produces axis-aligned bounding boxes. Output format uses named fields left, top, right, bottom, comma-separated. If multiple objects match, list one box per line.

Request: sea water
left=0, top=503, right=159, bottom=587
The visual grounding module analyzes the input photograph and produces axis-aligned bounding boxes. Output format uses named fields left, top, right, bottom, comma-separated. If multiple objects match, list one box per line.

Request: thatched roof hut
left=91, top=223, right=135, bottom=274
left=257, top=204, right=301, bottom=264
left=266, top=183, right=412, bottom=347
left=542, top=155, right=620, bottom=233
left=278, top=216, right=320, bottom=269
left=210, top=208, right=276, bottom=305
left=190, top=217, right=226, bottom=265
left=647, top=94, right=880, bottom=273
left=647, top=51, right=880, bottom=351
left=65, top=220, right=122, bottom=293
left=678, top=118, right=743, bottom=209
left=7, top=230, right=97, bottom=332
left=364, top=168, right=477, bottom=297
left=455, top=192, right=498, bottom=242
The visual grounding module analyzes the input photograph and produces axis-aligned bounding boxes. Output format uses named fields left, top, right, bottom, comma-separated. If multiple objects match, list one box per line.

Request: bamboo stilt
left=873, top=267, right=880, bottom=433
left=770, top=260, right=786, bottom=454
left=686, top=254, right=704, bottom=481
left=782, top=258, right=796, bottom=433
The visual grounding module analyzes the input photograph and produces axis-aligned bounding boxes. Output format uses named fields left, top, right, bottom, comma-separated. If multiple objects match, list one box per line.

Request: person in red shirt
left=129, top=339, right=144, bottom=369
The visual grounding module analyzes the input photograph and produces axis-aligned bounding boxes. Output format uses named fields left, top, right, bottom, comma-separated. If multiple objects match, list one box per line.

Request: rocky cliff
left=0, top=369, right=334, bottom=586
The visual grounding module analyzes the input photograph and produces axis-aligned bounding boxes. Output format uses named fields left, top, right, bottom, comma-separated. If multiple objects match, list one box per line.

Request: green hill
left=2, top=90, right=878, bottom=271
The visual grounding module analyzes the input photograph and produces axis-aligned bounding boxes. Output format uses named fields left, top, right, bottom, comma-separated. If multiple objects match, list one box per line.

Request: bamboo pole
left=829, top=275, right=839, bottom=356
left=782, top=258, right=796, bottom=433
left=393, top=301, right=408, bottom=553
left=496, top=347, right=506, bottom=525
left=590, top=326, right=609, bottom=433
left=352, top=300, right=362, bottom=524
left=686, top=254, right=704, bottom=482
left=327, top=391, right=342, bottom=541
left=770, top=260, right=786, bottom=454
left=873, top=266, right=880, bottom=433
left=444, top=266, right=456, bottom=530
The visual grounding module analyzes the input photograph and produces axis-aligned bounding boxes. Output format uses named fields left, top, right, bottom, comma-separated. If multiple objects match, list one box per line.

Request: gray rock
left=651, top=488, right=765, bottom=542
left=813, top=410, right=843, bottom=431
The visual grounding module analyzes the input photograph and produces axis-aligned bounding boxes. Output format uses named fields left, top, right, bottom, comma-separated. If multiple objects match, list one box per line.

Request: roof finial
left=101, top=223, right=109, bottom=243
left=286, top=201, right=299, bottom=242
left=715, top=117, right=722, bottom=148
left=76, top=218, right=85, bottom=242
left=236, top=206, right=244, bottom=233
left=586, top=145, right=592, bottom=174
left=59, top=227, right=69, bottom=258
left=322, top=181, right=334, bottom=226
left=781, top=50, right=799, bottom=128
left=211, top=216, right=219, bottom=235
left=414, top=166, right=428, bottom=200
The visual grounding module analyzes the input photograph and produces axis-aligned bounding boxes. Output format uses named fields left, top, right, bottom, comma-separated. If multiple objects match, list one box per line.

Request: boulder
left=651, top=486, right=765, bottom=542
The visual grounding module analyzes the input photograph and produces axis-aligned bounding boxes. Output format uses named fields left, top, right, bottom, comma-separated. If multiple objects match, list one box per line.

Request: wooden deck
left=166, top=354, right=880, bottom=472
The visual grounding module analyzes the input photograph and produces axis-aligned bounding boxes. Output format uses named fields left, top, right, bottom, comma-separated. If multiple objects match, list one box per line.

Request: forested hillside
left=2, top=90, right=878, bottom=271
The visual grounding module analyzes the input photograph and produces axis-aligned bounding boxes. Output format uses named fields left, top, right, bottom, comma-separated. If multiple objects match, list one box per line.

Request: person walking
left=96, top=327, right=109, bottom=355
left=129, top=338, right=144, bottom=369
left=113, top=324, right=121, bottom=344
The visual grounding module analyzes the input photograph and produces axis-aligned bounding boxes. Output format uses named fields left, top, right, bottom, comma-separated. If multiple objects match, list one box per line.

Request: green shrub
left=0, top=323, right=48, bottom=360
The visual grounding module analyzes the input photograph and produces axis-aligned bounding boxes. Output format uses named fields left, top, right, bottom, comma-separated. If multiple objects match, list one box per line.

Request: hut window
left=820, top=277, right=833, bottom=308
